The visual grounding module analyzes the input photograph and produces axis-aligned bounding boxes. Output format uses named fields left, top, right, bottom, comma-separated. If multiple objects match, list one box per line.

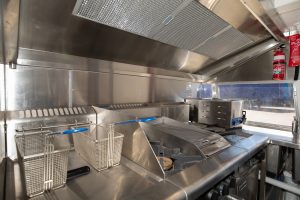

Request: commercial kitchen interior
left=1, top=0, right=300, bottom=199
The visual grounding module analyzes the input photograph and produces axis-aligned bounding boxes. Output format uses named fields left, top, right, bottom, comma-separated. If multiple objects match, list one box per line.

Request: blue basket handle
left=63, top=127, right=89, bottom=135
left=115, top=117, right=157, bottom=125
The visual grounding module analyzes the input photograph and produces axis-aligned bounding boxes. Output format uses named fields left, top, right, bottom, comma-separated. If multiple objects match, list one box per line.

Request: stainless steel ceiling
left=260, top=0, right=300, bottom=34
left=2, top=0, right=283, bottom=77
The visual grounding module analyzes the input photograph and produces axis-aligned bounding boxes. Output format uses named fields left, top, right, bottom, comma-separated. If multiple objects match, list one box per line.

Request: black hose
left=294, top=66, right=299, bottom=80
left=67, top=166, right=90, bottom=181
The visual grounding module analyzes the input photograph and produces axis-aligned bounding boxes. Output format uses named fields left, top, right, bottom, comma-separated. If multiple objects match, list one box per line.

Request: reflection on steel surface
left=199, top=0, right=277, bottom=42
left=8, top=0, right=276, bottom=75
left=186, top=98, right=244, bottom=128
left=1, top=0, right=20, bottom=63
left=198, top=39, right=279, bottom=81
left=16, top=0, right=213, bottom=73
left=240, top=0, right=283, bottom=41
left=94, top=108, right=231, bottom=178
left=5, top=106, right=269, bottom=199
left=16, top=48, right=203, bottom=81
left=144, top=117, right=231, bottom=156
left=73, top=0, right=255, bottom=66
left=4, top=63, right=199, bottom=111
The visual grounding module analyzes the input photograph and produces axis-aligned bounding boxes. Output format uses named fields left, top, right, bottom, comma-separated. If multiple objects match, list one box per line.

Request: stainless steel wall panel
left=6, top=66, right=70, bottom=110
left=17, top=48, right=205, bottom=81
left=70, top=71, right=111, bottom=106
left=71, top=71, right=151, bottom=106
left=5, top=65, right=198, bottom=111
left=214, top=50, right=274, bottom=82
left=116, top=107, right=162, bottom=119
left=152, top=78, right=189, bottom=103
left=112, top=74, right=151, bottom=104
left=115, top=103, right=190, bottom=122
left=199, top=39, right=279, bottom=82
left=214, top=49, right=296, bottom=82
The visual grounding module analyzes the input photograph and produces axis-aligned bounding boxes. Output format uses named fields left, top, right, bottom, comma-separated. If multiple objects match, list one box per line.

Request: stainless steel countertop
left=6, top=152, right=186, bottom=200
left=6, top=133, right=268, bottom=200
left=241, top=129, right=300, bottom=149
left=167, top=134, right=268, bottom=199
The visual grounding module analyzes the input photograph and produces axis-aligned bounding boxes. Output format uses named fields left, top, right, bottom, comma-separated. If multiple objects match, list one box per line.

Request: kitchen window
left=217, top=82, right=295, bottom=132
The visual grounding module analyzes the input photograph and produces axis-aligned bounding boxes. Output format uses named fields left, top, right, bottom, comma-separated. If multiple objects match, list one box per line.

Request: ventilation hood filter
left=73, top=0, right=254, bottom=62
left=194, top=27, right=253, bottom=59
left=73, top=0, right=185, bottom=37
left=152, top=1, right=229, bottom=50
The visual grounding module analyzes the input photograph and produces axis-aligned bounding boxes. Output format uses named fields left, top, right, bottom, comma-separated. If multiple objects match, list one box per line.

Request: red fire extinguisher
left=273, top=48, right=286, bottom=80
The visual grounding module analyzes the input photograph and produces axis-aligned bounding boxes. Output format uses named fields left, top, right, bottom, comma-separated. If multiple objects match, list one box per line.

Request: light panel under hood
left=73, top=0, right=254, bottom=61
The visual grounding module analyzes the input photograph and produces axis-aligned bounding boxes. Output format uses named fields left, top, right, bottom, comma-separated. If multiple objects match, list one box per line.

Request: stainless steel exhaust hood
left=2, top=0, right=283, bottom=77
left=72, top=0, right=254, bottom=60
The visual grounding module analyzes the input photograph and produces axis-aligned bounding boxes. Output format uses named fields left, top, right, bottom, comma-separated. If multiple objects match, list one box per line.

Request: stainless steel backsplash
left=4, top=64, right=199, bottom=111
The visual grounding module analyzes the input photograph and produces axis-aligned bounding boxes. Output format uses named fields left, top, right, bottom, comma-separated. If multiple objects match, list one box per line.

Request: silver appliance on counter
left=186, top=98, right=245, bottom=129
left=5, top=106, right=268, bottom=200
left=93, top=107, right=231, bottom=179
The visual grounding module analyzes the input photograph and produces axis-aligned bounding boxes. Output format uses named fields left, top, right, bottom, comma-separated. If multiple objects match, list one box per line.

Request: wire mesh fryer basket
left=73, top=124, right=124, bottom=171
left=15, top=130, right=70, bottom=197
